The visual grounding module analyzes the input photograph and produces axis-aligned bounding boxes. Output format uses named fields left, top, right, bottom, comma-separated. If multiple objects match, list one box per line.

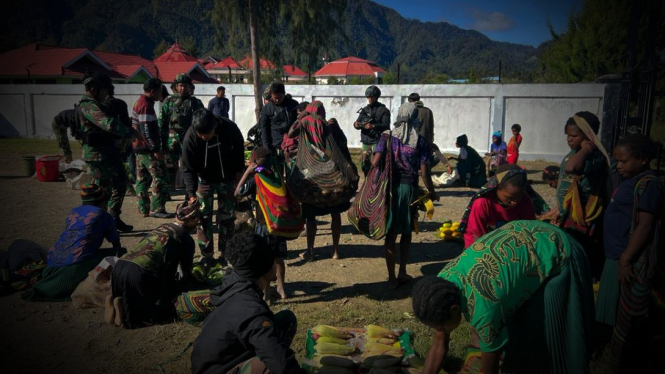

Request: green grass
left=0, top=138, right=82, bottom=155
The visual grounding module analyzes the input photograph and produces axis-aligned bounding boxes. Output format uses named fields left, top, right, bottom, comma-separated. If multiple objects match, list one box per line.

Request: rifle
left=356, top=106, right=376, bottom=128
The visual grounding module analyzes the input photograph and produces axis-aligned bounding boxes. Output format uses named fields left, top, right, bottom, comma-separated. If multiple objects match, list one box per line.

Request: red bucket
left=36, top=155, right=62, bottom=182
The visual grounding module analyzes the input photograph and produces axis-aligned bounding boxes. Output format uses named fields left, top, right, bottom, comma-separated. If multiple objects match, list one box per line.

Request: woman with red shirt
left=459, top=164, right=536, bottom=248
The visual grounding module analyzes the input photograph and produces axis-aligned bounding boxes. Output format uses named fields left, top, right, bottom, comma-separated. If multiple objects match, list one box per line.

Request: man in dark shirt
left=354, top=85, right=390, bottom=176
left=207, top=86, right=230, bottom=119
left=259, top=82, right=299, bottom=154
left=191, top=231, right=304, bottom=374
left=182, top=109, right=244, bottom=265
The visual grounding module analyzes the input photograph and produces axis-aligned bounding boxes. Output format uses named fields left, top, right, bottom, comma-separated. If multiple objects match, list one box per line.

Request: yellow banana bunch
left=366, top=324, right=397, bottom=339
left=317, top=336, right=350, bottom=345
left=314, top=342, right=355, bottom=356
left=368, top=337, right=397, bottom=345
left=313, top=325, right=353, bottom=339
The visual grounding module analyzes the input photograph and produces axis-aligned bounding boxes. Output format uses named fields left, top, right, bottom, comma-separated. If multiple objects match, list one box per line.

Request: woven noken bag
left=347, top=133, right=392, bottom=240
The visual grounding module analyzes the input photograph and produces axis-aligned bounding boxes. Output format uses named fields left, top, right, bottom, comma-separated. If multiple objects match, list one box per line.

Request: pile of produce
left=437, top=220, right=461, bottom=242
left=304, top=324, right=426, bottom=373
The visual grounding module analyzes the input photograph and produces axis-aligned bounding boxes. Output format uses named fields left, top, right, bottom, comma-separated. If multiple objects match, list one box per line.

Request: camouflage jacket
left=78, top=94, right=130, bottom=162
left=159, top=94, right=204, bottom=150
left=52, top=108, right=78, bottom=158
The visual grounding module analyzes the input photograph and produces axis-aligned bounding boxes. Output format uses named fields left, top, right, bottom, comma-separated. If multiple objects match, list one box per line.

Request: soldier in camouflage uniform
left=77, top=71, right=133, bottom=232
left=52, top=107, right=78, bottom=163
left=159, top=73, right=204, bottom=191
left=131, top=78, right=173, bottom=218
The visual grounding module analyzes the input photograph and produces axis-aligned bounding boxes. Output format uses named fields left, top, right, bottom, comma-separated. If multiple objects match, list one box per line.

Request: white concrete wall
left=0, top=83, right=605, bottom=161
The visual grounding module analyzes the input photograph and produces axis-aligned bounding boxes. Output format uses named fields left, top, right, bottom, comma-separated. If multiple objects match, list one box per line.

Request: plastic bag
left=432, top=169, right=459, bottom=187
left=71, top=256, right=117, bottom=309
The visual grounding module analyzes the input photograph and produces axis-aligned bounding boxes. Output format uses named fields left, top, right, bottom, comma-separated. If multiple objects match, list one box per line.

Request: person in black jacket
left=52, top=107, right=79, bottom=163
left=191, top=231, right=303, bottom=374
left=182, top=109, right=245, bottom=265
left=259, top=82, right=299, bottom=154
left=354, top=85, right=390, bottom=176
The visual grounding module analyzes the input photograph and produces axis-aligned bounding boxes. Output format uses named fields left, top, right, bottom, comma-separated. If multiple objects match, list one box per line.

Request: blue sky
left=372, top=0, right=581, bottom=46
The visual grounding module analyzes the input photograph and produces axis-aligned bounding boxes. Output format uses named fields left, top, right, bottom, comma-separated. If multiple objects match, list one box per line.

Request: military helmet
left=174, top=73, right=193, bottom=84
left=365, top=85, right=381, bottom=98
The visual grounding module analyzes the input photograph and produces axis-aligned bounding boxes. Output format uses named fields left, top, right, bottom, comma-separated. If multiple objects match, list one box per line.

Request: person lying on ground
left=22, top=183, right=123, bottom=301
left=191, top=231, right=304, bottom=374
left=106, top=200, right=202, bottom=329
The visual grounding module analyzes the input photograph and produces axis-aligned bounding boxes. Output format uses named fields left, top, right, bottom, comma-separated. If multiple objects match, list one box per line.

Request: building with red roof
left=283, top=65, right=307, bottom=82
left=313, top=56, right=385, bottom=84
left=0, top=43, right=128, bottom=84
left=207, top=57, right=245, bottom=83
left=154, top=43, right=198, bottom=63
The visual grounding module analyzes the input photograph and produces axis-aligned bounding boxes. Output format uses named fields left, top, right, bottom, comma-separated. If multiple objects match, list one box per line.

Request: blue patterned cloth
left=48, top=205, right=120, bottom=267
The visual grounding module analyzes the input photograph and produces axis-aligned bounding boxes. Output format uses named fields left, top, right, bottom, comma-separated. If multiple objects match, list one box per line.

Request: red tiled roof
left=238, top=56, right=276, bottom=70
left=0, top=43, right=123, bottom=78
left=283, top=65, right=307, bottom=77
left=93, top=50, right=157, bottom=79
left=314, top=56, right=386, bottom=77
left=208, top=57, right=242, bottom=70
left=153, top=61, right=217, bottom=83
left=154, top=43, right=198, bottom=63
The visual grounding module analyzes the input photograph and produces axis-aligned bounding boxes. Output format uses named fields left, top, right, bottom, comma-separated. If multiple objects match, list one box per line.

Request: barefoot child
left=235, top=147, right=289, bottom=302
left=507, top=124, right=522, bottom=164
left=595, top=134, right=664, bottom=372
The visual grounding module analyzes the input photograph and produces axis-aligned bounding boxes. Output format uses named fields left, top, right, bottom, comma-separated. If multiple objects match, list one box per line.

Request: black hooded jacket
left=355, top=102, right=391, bottom=145
left=181, top=117, right=245, bottom=199
left=259, top=95, right=299, bottom=151
left=191, top=272, right=301, bottom=374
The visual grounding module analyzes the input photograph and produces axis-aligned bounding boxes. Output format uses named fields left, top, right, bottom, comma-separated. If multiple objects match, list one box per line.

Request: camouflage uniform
left=159, top=74, right=204, bottom=188
left=132, top=94, right=168, bottom=215
left=51, top=108, right=77, bottom=161
left=135, top=154, right=168, bottom=214
left=196, top=182, right=236, bottom=258
left=78, top=94, right=131, bottom=218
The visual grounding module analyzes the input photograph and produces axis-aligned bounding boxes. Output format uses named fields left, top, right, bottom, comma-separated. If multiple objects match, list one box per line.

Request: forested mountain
left=1, top=0, right=541, bottom=82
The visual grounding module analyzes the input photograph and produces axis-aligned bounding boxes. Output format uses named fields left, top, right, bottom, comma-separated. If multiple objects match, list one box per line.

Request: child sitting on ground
left=507, top=124, right=523, bottom=164
left=234, top=147, right=289, bottom=302
left=486, top=131, right=507, bottom=176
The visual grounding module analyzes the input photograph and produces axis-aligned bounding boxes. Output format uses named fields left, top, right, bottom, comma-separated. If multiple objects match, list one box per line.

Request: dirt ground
left=0, top=144, right=558, bottom=374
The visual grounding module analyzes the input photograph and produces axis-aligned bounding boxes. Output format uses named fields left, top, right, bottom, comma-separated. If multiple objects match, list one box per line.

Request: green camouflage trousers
left=223, top=310, right=297, bottom=374
left=87, top=159, right=127, bottom=217
left=196, top=182, right=235, bottom=259
left=360, top=143, right=377, bottom=177
left=135, top=153, right=168, bottom=214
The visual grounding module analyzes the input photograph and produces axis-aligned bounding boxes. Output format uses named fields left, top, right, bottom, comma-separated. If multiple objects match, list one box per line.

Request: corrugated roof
left=153, top=61, right=217, bottom=83
left=0, top=43, right=125, bottom=79
left=314, top=56, right=386, bottom=77
left=208, top=57, right=242, bottom=70
left=238, top=56, right=276, bottom=70
left=283, top=65, right=307, bottom=77
left=154, top=43, right=198, bottom=63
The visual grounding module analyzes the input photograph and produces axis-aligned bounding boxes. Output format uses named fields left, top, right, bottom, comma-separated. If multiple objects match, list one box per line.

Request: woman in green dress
left=412, top=220, right=594, bottom=374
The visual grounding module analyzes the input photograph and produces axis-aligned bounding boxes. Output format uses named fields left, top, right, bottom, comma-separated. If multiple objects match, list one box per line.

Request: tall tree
left=538, top=0, right=661, bottom=83
left=211, top=0, right=347, bottom=120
